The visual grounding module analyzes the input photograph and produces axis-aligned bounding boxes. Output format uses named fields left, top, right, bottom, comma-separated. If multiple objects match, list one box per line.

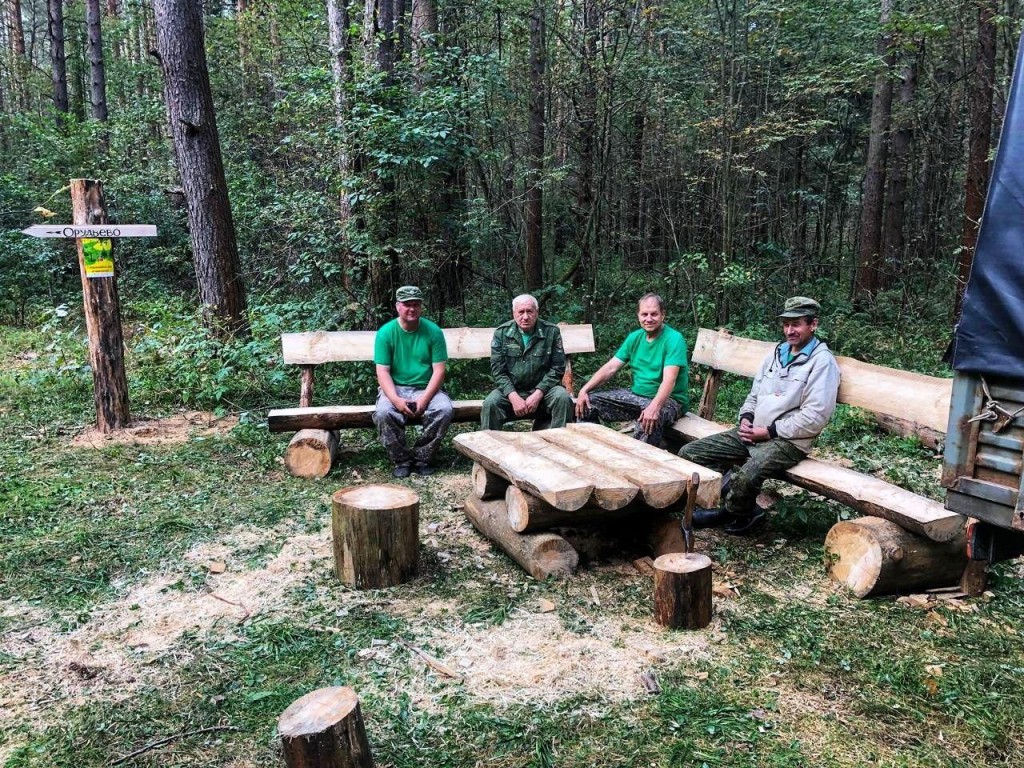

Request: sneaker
left=723, top=507, right=768, bottom=535
left=392, top=465, right=412, bottom=478
left=413, top=464, right=436, bottom=477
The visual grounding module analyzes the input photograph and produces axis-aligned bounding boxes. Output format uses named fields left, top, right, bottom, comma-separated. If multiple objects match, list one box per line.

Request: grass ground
left=2, top=320, right=1024, bottom=768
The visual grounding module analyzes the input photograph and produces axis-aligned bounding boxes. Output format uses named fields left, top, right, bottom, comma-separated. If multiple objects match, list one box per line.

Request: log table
left=454, top=424, right=721, bottom=578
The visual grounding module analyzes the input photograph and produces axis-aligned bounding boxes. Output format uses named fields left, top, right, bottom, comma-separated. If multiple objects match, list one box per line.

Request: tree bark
left=85, top=0, right=108, bottom=122
left=154, top=0, right=249, bottom=338
left=523, top=0, right=545, bottom=290
left=278, top=687, right=376, bottom=768
left=332, top=484, right=419, bottom=588
left=653, top=553, right=713, bottom=629
left=825, top=517, right=967, bottom=598
left=48, top=0, right=68, bottom=126
left=853, top=0, right=893, bottom=304
left=955, top=1, right=997, bottom=321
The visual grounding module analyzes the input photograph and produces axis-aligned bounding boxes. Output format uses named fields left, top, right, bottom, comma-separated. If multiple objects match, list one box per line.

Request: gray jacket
left=739, top=340, right=841, bottom=453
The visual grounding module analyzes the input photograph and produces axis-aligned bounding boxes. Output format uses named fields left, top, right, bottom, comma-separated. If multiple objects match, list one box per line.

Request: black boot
left=692, top=507, right=735, bottom=529
left=723, top=506, right=767, bottom=535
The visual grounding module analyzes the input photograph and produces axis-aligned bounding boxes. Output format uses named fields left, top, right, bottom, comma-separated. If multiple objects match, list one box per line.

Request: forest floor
left=3, top=325, right=1024, bottom=768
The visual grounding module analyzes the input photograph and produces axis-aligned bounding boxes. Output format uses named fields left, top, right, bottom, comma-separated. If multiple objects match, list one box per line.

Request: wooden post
left=472, top=462, right=508, bottom=500
left=332, top=485, right=419, bottom=589
left=299, top=364, right=315, bottom=407
left=278, top=686, right=375, bottom=768
left=71, top=178, right=130, bottom=432
left=285, top=429, right=339, bottom=478
left=653, top=552, right=713, bottom=629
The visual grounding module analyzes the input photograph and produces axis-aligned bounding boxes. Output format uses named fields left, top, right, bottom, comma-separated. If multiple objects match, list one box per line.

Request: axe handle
left=683, top=472, right=700, bottom=553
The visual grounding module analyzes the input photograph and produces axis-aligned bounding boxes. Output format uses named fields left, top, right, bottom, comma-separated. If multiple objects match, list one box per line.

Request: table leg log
left=506, top=485, right=644, bottom=533
left=824, top=516, right=967, bottom=598
left=472, top=462, right=509, bottom=500
left=285, top=429, right=339, bottom=479
left=278, top=686, right=375, bottom=768
left=464, top=493, right=578, bottom=579
left=332, top=485, right=419, bottom=589
left=653, top=552, right=713, bottom=629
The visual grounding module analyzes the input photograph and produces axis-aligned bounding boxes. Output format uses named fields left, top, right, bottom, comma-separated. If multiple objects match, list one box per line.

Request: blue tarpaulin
left=953, top=31, right=1024, bottom=377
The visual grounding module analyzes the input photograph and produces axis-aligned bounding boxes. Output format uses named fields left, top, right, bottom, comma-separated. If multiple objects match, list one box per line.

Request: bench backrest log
left=282, top=326, right=596, bottom=364
left=692, top=328, right=952, bottom=433
left=283, top=325, right=596, bottom=408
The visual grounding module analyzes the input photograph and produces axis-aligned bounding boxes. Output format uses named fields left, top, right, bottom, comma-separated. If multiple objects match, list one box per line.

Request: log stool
left=278, top=686, right=375, bottom=768
left=653, top=552, right=713, bottom=629
left=332, top=484, right=419, bottom=589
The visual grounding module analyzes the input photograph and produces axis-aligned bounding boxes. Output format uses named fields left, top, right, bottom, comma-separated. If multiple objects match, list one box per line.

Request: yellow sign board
left=82, top=238, right=114, bottom=278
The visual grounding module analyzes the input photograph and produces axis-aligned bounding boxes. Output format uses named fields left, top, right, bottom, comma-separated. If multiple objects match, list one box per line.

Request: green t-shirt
left=614, top=325, right=689, bottom=409
left=373, top=318, right=448, bottom=388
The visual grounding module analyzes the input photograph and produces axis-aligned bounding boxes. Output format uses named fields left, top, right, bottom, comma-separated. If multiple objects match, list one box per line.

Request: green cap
left=396, top=285, right=424, bottom=303
left=777, top=296, right=820, bottom=319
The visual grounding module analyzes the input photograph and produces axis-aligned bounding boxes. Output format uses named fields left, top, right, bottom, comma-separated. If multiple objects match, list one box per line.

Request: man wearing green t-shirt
left=373, top=286, right=453, bottom=477
left=575, top=293, right=689, bottom=446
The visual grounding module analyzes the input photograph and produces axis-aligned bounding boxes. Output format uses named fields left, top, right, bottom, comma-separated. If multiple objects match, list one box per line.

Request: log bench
left=671, top=328, right=970, bottom=596
left=267, top=325, right=595, bottom=477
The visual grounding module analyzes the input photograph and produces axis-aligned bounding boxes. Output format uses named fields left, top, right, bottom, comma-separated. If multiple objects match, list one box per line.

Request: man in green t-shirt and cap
left=574, top=293, right=689, bottom=446
left=373, top=286, right=453, bottom=477
left=679, top=296, right=841, bottom=535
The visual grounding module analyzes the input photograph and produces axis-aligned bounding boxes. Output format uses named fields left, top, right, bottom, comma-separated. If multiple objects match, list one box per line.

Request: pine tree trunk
left=955, top=1, right=997, bottom=321
left=881, top=55, right=917, bottom=288
left=48, top=0, right=69, bottom=126
left=154, top=0, right=249, bottom=338
left=85, top=0, right=108, bottom=122
left=854, top=0, right=893, bottom=304
left=524, top=0, right=545, bottom=291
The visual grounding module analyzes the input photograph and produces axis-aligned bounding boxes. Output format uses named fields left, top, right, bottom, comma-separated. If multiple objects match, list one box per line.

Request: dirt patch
left=70, top=411, right=239, bottom=448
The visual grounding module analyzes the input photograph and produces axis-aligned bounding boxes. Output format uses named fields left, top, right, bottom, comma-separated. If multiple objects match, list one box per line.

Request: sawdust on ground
left=1, top=472, right=709, bottom=744
left=70, top=411, right=239, bottom=448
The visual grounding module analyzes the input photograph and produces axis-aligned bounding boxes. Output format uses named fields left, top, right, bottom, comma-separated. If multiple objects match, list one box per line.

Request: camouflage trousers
left=678, top=428, right=805, bottom=517
left=373, top=386, right=454, bottom=469
left=580, top=388, right=683, bottom=446
left=480, top=385, right=575, bottom=431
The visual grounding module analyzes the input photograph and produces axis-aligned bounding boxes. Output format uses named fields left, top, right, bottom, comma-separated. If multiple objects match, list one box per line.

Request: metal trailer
left=943, top=31, right=1024, bottom=565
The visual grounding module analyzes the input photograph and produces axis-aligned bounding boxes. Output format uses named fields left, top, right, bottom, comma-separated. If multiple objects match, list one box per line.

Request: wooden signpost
left=21, top=179, right=157, bottom=432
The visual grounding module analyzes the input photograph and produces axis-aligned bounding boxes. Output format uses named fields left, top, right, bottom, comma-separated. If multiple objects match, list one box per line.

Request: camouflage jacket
left=490, top=319, right=566, bottom=396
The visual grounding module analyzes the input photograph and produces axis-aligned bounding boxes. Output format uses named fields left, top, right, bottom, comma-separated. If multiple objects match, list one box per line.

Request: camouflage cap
left=396, top=285, right=424, bottom=303
left=777, top=296, right=820, bottom=319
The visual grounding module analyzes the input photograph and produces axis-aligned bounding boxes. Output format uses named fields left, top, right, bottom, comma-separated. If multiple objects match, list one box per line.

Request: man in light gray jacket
left=679, top=297, right=841, bottom=534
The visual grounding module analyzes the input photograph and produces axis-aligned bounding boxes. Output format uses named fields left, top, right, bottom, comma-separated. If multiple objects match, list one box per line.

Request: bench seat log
left=670, top=413, right=965, bottom=543
left=269, top=400, right=485, bottom=432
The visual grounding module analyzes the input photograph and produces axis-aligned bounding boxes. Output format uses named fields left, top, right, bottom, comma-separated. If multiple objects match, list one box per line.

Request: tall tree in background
left=327, top=0, right=354, bottom=292
left=881, top=52, right=918, bottom=288
left=955, top=0, right=997, bottom=320
left=85, top=0, right=108, bottom=123
left=854, top=0, right=894, bottom=303
left=524, top=0, right=545, bottom=291
left=47, top=0, right=68, bottom=126
left=153, top=0, right=249, bottom=337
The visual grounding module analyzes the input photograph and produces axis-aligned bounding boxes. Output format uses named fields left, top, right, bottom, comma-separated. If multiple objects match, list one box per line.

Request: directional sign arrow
left=21, top=224, right=157, bottom=238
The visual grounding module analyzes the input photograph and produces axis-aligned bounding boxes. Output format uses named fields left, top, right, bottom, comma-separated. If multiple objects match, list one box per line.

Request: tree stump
left=824, top=516, right=967, bottom=598
left=285, top=429, right=339, bottom=479
left=332, top=485, right=419, bottom=589
left=278, top=686, right=375, bottom=768
left=653, top=552, right=713, bottom=629
left=472, top=462, right=508, bottom=500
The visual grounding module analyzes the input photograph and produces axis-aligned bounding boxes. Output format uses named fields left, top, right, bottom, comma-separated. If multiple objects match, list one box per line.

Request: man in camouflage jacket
left=481, top=294, right=574, bottom=431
